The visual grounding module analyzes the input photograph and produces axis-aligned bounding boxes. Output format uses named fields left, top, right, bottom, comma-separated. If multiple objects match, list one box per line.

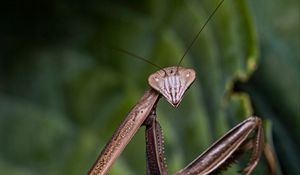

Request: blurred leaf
left=0, top=0, right=298, bottom=174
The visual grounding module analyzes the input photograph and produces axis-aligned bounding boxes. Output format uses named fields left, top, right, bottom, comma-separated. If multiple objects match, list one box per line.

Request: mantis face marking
left=148, top=66, right=196, bottom=107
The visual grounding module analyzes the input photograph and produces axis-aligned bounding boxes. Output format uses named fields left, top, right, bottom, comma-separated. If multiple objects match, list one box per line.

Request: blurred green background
left=0, top=0, right=299, bottom=174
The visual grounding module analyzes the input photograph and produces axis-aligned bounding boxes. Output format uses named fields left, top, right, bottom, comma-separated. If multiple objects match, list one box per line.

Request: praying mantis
left=87, top=0, right=276, bottom=174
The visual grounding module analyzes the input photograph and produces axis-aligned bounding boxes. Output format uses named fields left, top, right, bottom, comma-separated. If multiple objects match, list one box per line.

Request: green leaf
left=1, top=0, right=298, bottom=174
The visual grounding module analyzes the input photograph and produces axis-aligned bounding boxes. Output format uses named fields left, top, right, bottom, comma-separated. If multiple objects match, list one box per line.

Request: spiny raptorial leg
left=175, top=116, right=270, bottom=175
left=143, top=108, right=168, bottom=175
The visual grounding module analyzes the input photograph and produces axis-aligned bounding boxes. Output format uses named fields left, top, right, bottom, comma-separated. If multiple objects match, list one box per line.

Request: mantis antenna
left=112, top=47, right=168, bottom=75
left=176, top=0, right=225, bottom=71
left=113, top=0, right=225, bottom=76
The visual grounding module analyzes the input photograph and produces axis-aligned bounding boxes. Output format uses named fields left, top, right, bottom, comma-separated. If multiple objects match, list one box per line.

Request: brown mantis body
left=88, top=67, right=272, bottom=175
left=88, top=0, right=276, bottom=174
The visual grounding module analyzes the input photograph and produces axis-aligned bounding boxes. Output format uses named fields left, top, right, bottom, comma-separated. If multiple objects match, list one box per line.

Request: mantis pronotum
left=88, top=0, right=276, bottom=174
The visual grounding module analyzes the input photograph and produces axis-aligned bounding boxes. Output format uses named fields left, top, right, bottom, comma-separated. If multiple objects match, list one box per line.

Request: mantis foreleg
left=88, top=89, right=160, bottom=175
left=175, top=116, right=265, bottom=175
left=143, top=107, right=168, bottom=175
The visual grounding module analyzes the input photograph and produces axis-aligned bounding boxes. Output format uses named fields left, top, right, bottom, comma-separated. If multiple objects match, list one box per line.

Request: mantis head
left=148, top=66, right=196, bottom=107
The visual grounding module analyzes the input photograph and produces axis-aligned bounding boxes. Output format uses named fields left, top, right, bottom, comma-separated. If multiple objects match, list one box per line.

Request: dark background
left=0, top=0, right=299, bottom=174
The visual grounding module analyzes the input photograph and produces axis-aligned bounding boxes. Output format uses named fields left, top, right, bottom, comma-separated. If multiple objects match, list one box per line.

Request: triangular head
left=148, top=66, right=196, bottom=107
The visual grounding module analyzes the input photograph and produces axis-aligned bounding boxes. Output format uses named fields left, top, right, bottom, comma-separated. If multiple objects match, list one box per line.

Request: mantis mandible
left=87, top=0, right=276, bottom=174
